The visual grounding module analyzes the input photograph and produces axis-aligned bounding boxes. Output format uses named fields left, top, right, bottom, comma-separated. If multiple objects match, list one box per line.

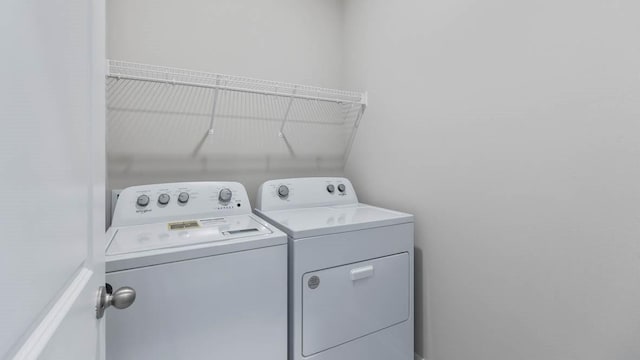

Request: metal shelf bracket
left=106, top=60, right=367, bottom=164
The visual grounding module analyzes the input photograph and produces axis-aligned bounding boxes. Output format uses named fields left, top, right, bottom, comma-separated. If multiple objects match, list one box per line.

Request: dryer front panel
left=301, top=252, right=410, bottom=356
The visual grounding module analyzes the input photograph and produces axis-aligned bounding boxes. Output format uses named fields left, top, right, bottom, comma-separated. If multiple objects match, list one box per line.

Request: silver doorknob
left=96, top=284, right=136, bottom=319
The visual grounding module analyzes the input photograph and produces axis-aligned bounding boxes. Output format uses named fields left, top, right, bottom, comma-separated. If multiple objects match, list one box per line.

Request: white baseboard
left=415, top=354, right=424, bottom=360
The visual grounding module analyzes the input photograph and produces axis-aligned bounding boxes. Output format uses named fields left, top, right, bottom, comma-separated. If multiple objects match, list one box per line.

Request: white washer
left=255, top=177, right=414, bottom=360
left=106, top=182, right=287, bottom=360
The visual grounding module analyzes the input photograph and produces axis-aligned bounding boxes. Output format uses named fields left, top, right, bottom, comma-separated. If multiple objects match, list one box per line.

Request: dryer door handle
left=350, top=265, right=374, bottom=281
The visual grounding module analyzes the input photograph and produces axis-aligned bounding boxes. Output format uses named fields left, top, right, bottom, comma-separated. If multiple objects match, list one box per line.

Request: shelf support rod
left=208, top=76, right=221, bottom=135
left=281, top=132, right=296, bottom=158
left=278, top=86, right=296, bottom=138
left=192, top=76, right=220, bottom=157
left=278, top=87, right=297, bottom=157
left=342, top=104, right=365, bottom=165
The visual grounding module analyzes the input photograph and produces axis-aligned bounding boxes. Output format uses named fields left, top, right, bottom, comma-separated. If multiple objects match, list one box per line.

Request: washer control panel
left=255, top=177, right=358, bottom=211
left=112, top=182, right=251, bottom=227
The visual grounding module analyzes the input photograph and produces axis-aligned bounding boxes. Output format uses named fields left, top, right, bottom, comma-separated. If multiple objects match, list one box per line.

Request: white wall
left=106, top=0, right=346, bottom=218
left=107, top=0, right=344, bottom=87
left=343, top=0, right=640, bottom=359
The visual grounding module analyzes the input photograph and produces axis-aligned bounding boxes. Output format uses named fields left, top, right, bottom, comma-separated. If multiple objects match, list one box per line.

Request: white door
left=0, top=0, right=107, bottom=359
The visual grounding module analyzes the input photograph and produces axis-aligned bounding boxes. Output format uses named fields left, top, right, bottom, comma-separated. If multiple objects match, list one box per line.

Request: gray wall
left=106, top=0, right=347, bottom=222
left=343, top=0, right=640, bottom=359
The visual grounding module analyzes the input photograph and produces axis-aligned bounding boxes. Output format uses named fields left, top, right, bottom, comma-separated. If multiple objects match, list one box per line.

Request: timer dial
left=219, top=188, right=233, bottom=203
left=277, top=185, right=289, bottom=198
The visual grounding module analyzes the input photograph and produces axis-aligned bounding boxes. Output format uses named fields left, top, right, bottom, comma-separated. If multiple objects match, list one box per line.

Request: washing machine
left=254, top=177, right=414, bottom=360
left=105, top=181, right=287, bottom=360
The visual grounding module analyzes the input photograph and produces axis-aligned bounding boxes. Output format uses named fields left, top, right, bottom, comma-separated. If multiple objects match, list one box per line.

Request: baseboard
left=415, top=354, right=424, bottom=360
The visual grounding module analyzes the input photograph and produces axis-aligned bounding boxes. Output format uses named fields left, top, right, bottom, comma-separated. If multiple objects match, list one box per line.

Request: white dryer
left=255, top=177, right=414, bottom=360
left=106, top=182, right=287, bottom=360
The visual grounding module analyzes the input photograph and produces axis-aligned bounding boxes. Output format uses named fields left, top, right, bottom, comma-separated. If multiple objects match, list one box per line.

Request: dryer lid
left=255, top=203, right=413, bottom=239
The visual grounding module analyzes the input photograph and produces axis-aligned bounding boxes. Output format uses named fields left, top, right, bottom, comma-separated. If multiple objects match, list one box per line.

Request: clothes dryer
left=255, top=177, right=414, bottom=360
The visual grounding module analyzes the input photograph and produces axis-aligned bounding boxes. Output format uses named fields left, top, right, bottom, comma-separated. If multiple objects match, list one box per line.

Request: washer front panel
left=106, top=244, right=287, bottom=360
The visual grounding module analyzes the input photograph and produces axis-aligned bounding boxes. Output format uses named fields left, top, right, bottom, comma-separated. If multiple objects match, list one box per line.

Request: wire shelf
left=106, top=60, right=366, bottom=166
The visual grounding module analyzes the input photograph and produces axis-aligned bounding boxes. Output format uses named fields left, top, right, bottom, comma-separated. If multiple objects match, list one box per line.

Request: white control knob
left=219, top=188, right=232, bottom=203
left=177, top=192, right=190, bottom=204
left=337, top=184, right=346, bottom=193
left=327, top=184, right=335, bottom=193
left=278, top=185, right=289, bottom=198
left=157, top=193, right=170, bottom=205
left=136, top=195, right=150, bottom=207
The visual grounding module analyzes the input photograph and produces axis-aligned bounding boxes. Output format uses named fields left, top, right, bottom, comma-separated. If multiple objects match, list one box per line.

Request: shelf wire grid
left=106, top=60, right=366, bottom=164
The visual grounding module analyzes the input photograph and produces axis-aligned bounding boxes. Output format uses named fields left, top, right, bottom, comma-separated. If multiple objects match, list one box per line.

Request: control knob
left=327, top=184, right=335, bottom=193
left=157, top=193, right=170, bottom=205
left=278, top=185, right=289, bottom=199
left=177, top=192, right=190, bottom=204
left=219, top=188, right=233, bottom=203
left=136, top=195, right=150, bottom=207
left=337, top=184, right=346, bottom=193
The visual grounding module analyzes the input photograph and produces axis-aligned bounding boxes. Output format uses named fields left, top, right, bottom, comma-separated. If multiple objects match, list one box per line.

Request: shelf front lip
left=106, top=73, right=365, bottom=105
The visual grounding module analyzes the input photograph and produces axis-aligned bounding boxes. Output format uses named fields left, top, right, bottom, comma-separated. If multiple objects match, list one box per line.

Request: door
left=0, top=0, right=106, bottom=359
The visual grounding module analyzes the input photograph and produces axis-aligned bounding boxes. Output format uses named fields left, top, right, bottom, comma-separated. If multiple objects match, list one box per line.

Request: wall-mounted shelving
left=106, top=60, right=367, bottom=167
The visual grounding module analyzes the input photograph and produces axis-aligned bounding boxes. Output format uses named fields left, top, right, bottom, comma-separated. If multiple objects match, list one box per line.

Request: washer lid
left=107, top=215, right=274, bottom=255
left=105, top=214, right=286, bottom=272
left=255, top=203, right=413, bottom=239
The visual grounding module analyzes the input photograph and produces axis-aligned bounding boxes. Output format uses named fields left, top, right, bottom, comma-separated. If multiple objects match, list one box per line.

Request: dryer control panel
left=112, top=182, right=251, bottom=227
left=255, top=177, right=358, bottom=211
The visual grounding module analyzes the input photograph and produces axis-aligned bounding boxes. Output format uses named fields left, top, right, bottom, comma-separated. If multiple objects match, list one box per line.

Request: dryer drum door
left=301, top=252, right=410, bottom=356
